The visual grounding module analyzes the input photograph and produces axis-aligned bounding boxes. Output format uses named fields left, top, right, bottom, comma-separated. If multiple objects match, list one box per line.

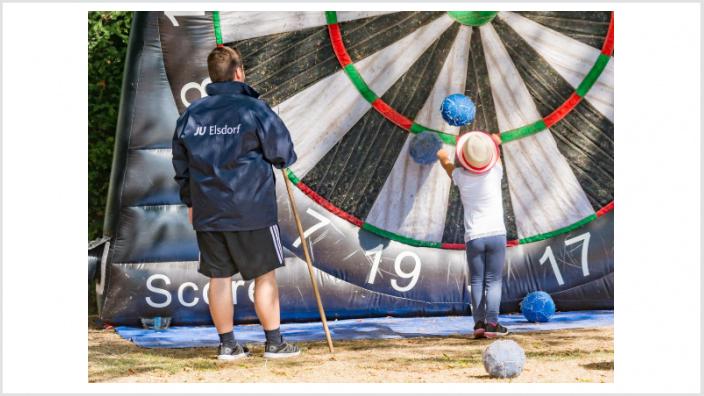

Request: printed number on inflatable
left=92, top=11, right=614, bottom=325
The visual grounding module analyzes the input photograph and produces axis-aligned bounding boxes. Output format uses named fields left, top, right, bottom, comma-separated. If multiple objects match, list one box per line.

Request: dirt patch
left=88, top=317, right=613, bottom=383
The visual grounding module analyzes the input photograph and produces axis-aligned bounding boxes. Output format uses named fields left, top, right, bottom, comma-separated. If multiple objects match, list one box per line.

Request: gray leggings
left=466, top=234, right=507, bottom=324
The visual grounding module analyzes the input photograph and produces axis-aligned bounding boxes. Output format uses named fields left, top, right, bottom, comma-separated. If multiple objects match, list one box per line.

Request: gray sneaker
left=217, top=343, right=250, bottom=361
left=263, top=341, right=301, bottom=359
left=485, top=322, right=509, bottom=338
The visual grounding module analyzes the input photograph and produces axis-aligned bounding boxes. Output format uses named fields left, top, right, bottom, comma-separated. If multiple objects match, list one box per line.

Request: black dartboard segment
left=228, top=25, right=334, bottom=108
left=515, top=11, right=612, bottom=50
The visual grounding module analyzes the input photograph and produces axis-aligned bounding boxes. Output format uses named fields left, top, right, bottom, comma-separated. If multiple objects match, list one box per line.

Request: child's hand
left=436, top=149, right=454, bottom=178
left=490, top=133, right=501, bottom=146
left=436, top=149, right=449, bottom=162
left=188, top=207, right=193, bottom=224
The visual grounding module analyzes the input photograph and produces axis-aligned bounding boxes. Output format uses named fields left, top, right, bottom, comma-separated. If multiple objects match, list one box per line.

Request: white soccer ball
left=482, top=339, right=526, bottom=378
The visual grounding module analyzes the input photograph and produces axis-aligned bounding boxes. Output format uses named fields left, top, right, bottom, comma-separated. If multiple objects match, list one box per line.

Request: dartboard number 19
left=293, top=208, right=423, bottom=293
left=365, top=247, right=422, bottom=293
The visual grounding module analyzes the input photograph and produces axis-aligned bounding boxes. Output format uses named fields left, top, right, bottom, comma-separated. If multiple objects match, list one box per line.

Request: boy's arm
left=437, top=149, right=455, bottom=179
left=172, top=113, right=192, bottom=211
left=490, top=133, right=502, bottom=165
left=254, top=104, right=297, bottom=169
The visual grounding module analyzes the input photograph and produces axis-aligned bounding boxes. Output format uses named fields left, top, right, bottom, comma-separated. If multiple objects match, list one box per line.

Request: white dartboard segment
left=364, top=25, right=472, bottom=241
left=217, top=11, right=395, bottom=43
left=497, top=11, right=614, bottom=122
left=336, top=12, right=397, bottom=23
left=413, top=25, right=472, bottom=136
left=480, top=23, right=595, bottom=239
left=359, top=14, right=456, bottom=95
left=365, top=141, right=455, bottom=242
left=279, top=14, right=455, bottom=178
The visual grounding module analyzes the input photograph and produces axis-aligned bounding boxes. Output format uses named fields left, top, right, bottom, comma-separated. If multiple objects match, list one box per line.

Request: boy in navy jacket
left=172, top=46, right=300, bottom=360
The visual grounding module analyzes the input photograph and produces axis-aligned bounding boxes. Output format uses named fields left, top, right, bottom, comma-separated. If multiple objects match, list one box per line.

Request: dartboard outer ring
left=262, top=11, right=615, bottom=250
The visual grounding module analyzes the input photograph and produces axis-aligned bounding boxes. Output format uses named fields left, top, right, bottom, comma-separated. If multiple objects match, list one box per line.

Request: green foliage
left=88, top=11, right=132, bottom=241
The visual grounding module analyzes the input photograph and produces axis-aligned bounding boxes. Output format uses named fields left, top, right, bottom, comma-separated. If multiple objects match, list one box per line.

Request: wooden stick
left=281, top=169, right=335, bottom=353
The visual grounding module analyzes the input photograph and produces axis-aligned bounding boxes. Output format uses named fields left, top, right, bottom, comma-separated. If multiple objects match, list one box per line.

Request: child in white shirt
left=437, top=132, right=509, bottom=338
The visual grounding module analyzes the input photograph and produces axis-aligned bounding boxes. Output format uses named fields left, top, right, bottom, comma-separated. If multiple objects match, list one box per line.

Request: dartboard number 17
left=539, top=232, right=591, bottom=286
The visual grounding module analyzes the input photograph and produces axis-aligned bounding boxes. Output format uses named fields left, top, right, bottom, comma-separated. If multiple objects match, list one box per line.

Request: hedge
left=88, top=11, right=132, bottom=241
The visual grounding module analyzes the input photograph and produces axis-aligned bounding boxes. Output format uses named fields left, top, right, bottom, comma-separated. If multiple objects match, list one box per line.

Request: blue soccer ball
left=409, top=132, right=443, bottom=165
left=440, top=93, right=476, bottom=126
left=520, top=291, right=556, bottom=323
left=483, top=340, right=526, bottom=379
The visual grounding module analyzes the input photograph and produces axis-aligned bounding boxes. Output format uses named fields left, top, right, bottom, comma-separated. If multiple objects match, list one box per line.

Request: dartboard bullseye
left=94, top=11, right=614, bottom=326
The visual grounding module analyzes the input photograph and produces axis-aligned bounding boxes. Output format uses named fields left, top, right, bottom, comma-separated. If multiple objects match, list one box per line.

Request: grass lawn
left=88, top=316, right=613, bottom=383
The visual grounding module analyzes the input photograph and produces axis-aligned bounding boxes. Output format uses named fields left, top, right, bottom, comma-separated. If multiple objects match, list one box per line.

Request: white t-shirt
left=452, top=163, right=507, bottom=242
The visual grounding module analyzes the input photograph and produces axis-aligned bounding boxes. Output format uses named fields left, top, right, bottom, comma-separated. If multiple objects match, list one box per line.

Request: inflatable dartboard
left=93, top=11, right=614, bottom=326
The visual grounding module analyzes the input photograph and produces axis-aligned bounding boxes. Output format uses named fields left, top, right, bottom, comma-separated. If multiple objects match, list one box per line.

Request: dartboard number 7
left=565, top=232, right=591, bottom=277
left=365, top=247, right=422, bottom=293
left=292, top=208, right=331, bottom=248
left=539, top=232, right=592, bottom=286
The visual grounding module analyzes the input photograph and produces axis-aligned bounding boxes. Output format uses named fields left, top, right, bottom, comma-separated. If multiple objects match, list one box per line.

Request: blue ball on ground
left=440, top=93, right=476, bottom=126
left=409, top=132, right=443, bottom=165
left=483, top=339, right=526, bottom=378
left=521, top=291, right=556, bottom=323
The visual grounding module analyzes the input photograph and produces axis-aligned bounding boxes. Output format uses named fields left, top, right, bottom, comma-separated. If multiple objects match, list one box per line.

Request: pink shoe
left=473, top=320, right=486, bottom=339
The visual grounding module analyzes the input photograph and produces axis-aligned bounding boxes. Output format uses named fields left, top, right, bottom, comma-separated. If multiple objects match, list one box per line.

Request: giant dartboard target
left=94, top=11, right=614, bottom=326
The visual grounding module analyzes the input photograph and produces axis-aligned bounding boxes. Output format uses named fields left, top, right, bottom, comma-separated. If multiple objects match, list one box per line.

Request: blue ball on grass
left=409, top=132, right=443, bottom=165
left=520, top=291, right=556, bottom=323
left=483, top=339, right=526, bottom=378
left=440, top=93, right=476, bottom=126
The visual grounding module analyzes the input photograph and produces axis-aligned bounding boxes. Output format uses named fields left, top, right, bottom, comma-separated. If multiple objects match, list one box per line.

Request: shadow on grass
left=339, top=336, right=476, bottom=352
left=526, top=348, right=613, bottom=360
left=383, top=352, right=484, bottom=367
left=89, top=365, right=159, bottom=383
left=582, top=361, right=614, bottom=371
left=467, top=374, right=520, bottom=382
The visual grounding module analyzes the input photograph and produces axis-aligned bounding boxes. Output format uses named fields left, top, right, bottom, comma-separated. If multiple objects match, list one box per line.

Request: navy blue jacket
left=172, top=81, right=297, bottom=231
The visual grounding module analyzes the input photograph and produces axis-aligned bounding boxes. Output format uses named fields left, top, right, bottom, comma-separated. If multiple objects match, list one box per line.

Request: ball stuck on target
left=409, top=132, right=443, bottom=165
left=440, top=93, right=476, bottom=126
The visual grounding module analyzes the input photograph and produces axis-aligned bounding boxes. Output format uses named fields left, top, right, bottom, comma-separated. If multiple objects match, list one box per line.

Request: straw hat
left=455, top=131, right=499, bottom=174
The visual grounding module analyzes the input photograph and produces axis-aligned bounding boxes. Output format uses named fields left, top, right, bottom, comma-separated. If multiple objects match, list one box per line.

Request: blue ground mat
left=115, top=310, right=613, bottom=349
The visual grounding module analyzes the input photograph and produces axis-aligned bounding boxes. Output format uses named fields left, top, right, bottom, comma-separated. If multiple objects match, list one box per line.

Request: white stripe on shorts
left=272, top=225, right=284, bottom=257
left=273, top=225, right=284, bottom=262
left=269, top=225, right=283, bottom=264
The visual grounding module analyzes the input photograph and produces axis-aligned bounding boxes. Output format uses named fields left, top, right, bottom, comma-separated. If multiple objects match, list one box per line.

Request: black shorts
left=196, top=225, right=285, bottom=280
